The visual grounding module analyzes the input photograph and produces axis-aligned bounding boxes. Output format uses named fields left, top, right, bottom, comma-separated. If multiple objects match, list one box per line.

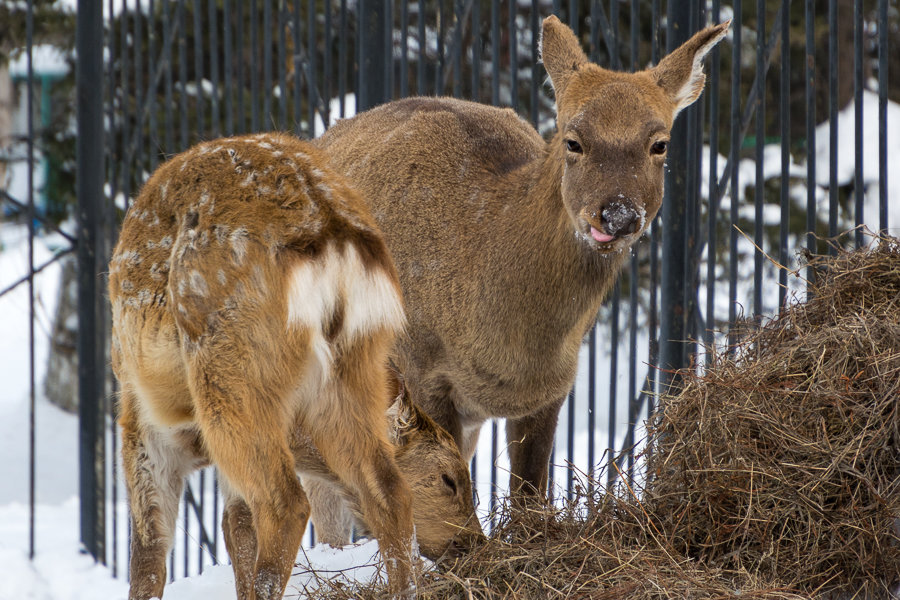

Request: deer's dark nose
left=601, top=200, right=641, bottom=237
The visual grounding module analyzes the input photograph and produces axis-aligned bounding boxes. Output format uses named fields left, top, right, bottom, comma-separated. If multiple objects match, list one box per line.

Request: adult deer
left=315, top=16, right=729, bottom=497
left=109, top=133, right=478, bottom=600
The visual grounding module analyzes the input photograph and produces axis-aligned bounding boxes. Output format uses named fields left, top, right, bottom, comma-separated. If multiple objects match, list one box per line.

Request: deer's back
left=317, top=98, right=593, bottom=422
left=109, top=133, right=398, bottom=428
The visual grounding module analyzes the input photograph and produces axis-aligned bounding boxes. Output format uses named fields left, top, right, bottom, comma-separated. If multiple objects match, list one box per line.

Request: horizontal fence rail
left=3, top=0, right=893, bottom=585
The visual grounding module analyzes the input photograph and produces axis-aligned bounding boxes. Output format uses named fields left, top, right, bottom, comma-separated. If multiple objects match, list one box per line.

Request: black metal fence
left=4, top=0, right=896, bottom=585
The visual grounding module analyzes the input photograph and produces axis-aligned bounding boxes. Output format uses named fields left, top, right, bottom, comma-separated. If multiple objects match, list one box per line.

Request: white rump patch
left=285, top=242, right=405, bottom=343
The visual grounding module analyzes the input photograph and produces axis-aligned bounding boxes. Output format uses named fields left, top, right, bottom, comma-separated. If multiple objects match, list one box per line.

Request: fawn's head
left=541, top=15, right=729, bottom=254
left=387, top=383, right=484, bottom=560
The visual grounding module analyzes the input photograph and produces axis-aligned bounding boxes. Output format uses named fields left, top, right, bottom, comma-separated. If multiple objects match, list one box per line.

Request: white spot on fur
left=217, top=269, right=226, bottom=285
left=230, top=227, right=249, bottom=263
left=189, top=270, right=209, bottom=297
left=160, top=181, right=169, bottom=201
left=159, top=235, right=174, bottom=249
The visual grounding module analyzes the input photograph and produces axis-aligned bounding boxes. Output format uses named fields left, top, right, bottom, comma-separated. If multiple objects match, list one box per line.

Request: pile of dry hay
left=646, top=235, right=900, bottom=597
left=306, top=237, right=899, bottom=599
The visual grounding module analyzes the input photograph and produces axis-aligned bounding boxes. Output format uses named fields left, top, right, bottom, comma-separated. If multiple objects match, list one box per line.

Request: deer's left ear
left=651, top=20, right=730, bottom=117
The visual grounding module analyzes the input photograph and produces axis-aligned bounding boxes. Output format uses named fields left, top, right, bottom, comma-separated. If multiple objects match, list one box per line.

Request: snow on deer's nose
left=599, top=199, right=641, bottom=239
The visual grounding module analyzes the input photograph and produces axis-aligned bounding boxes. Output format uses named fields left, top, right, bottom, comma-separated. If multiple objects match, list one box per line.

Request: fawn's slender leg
left=220, top=480, right=258, bottom=600
left=120, top=389, right=190, bottom=600
left=303, top=477, right=355, bottom=547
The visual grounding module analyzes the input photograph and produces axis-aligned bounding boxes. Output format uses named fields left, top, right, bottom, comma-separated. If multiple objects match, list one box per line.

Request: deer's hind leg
left=220, top=480, right=258, bottom=600
left=305, top=335, right=416, bottom=596
left=184, top=337, right=311, bottom=600
left=120, top=388, right=193, bottom=600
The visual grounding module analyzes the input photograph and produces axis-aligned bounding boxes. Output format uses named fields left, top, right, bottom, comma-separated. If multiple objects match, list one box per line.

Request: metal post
left=76, top=0, right=106, bottom=563
left=358, top=0, right=388, bottom=111
left=658, top=2, right=694, bottom=393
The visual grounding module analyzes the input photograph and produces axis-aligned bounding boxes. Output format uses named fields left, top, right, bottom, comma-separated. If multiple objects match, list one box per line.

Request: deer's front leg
left=506, top=397, right=565, bottom=498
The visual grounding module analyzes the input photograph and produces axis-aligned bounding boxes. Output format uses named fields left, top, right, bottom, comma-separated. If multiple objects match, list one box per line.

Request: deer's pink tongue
left=590, top=226, right=614, bottom=243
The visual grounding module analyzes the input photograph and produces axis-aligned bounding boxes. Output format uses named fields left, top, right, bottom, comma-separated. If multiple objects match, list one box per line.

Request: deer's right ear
left=540, top=15, right=589, bottom=96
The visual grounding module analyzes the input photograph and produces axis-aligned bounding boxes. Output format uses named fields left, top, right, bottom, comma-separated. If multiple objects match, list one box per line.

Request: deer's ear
left=540, top=15, right=589, bottom=96
left=387, top=384, right=418, bottom=446
left=651, top=20, right=730, bottom=117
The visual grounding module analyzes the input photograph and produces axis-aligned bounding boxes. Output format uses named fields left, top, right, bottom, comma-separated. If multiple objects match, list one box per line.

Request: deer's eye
left=650, top=140, right=668, bottom=155
left=565, top=139, right=583, bottom=154
left=441, top=474, right=458, bottom=495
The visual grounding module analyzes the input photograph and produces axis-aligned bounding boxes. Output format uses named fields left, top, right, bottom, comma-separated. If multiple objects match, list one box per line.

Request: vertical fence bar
left=359, top=0, right=388, bottom=110
left=805, top=0, right=817, bottom=282
left=530, top=0, right=539, bottom=126
left=264, top=0, right=273, bottom=127
left=309, top=0, right=318, bottom=135
left=209, top=0, right=221, bottom=137
left=26, top=0, right=36, bottom=561
left=684, top=0, right=700, bottom=349
left=586, top=327, right=596, bottom=490
left=293, top=0, right=302, bottom=134
left=646, top=0, right=660, bottom=420
left=878, top=0, right=888, bottom=234
left=163, top=0, right=175, bottom=151
left=491, top=0, right=499, bottom=106
left=250, top=0, right=259, bottom=131
left=606, top=282, right=619, bottom=489
left=339, top=0, right=348, bottom=116
left=453, top=0, right=462, bottom=98
left=236, top=0, right=245, bottom=133
left=223, top=0, right=234, bottom=135
left=277, top=0, right=287, bottom=130
left=827, top=0, right=837, bottom=247
left=133, top=1, right=143, bottom=185
left=509, top=0, right=518, bottom=112
left=753, top=0, right=765, bottom=319
left=853, top=0, right=864, bottom=247
left=625, top=0, right=640, bottom=481
left=149, top=0, right=159, bottom=170
left=194, top=0, right=206, bottom=137
left=417, top=0, right=425, bottom=96
left=178, top=0, right=188, bottom=148
left=471, top=0, right=480, bottom=103
left=400, top=0, right=409, bottom=98
left=436, top=0, right=445, bottom=95
left=323, top=0, right=332, bottom=125
left=706, top=0, right=721, bottom=350
left=778, top=0, right=789, bottom=309
left=659, top=0, right=693, bottom=387
left=107, top=0, right=120, bottom=575
left=728, top=0, right=741, bottom=340
left=384, top=0, right=392, bottom=99
left=77, top=0, right=107, bottom=564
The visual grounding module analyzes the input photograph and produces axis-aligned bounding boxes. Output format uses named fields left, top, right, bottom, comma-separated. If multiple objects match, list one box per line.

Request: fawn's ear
left=387, top=384, right=418, bottom=447
left=651, top=20, right=730, bottom=117
left=540, top=15, right=589, bottom=96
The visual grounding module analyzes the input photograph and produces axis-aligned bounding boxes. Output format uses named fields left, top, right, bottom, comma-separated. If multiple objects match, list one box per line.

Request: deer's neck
left=501, top=135, right=625, bottom=333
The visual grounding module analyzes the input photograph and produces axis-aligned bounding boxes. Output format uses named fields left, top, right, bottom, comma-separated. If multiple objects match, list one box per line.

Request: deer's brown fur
left=314, top=17, right=729, bottom=496
left=109, top=133, right=477, bottom=600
